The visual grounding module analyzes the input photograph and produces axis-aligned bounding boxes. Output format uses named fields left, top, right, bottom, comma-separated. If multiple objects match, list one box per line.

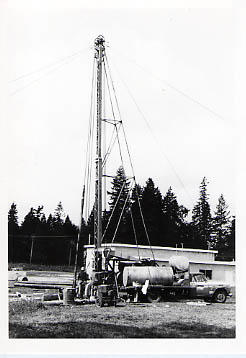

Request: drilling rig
left=75, top=36, right=120, bottom=307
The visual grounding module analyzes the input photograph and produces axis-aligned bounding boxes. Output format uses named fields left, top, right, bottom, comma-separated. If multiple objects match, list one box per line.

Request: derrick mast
left=94, top=35, right=105, bottom=271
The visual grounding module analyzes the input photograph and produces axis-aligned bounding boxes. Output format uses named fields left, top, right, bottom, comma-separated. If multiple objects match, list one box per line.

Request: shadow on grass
left=9, top=321, right=235, bottom=339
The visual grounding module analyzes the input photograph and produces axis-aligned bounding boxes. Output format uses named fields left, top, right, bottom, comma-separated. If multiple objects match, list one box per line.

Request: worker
left=84, top=271, right=96, bottom=298
left=77, top=267, right=88, bottom=298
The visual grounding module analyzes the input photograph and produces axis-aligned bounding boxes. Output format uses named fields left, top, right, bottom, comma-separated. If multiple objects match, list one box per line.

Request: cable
left=103, top=62, right=116, bottom=121
left=105, top=54, right=123, bottom=122
left=105, top=53, right=157, bottom=259
left=101, top=180, right=127, bottom=243
left=10, top=46, right=91, bottom=83
left=114, top=122, right=124, bottom=169
left=103, top=61, right=125, bottom=168
left=111, top=47, right=226, bottom=122
left=129, top=207, right=141, bottom=261
left=135, top=182, right=156, bottom=262
left=84, top=57, right=96, bottom=221
left=105, top=54, right=136, bottom=179
left=108, top=55, right=193, bottom=207
left=111, top=181, right=134, bottom=245
left=102, top=125, right=117, bottom=167
left=9, top=46, right=90, bottom=96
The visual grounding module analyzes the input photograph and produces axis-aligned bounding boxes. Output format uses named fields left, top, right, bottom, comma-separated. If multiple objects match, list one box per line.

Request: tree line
left=8, top=202, right=79, bottom=265
left=8, top=167, right=235, bottom=265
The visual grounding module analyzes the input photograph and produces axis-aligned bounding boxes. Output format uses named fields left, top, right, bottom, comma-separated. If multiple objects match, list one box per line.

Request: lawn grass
left=9, top=299, right=236, bottom=338
left=9, top=300, right=46, bottom=316
left=9, top=320, right=234, bottom=338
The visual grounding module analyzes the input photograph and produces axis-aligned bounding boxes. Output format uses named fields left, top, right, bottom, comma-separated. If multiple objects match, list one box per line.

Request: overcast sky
left=7, top=2, right=236, bottom=225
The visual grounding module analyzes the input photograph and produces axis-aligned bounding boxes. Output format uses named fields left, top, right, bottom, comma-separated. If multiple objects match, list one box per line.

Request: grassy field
left=8, top=263, right=236, bottom=338
left=9, top=298, right=235, bottom=338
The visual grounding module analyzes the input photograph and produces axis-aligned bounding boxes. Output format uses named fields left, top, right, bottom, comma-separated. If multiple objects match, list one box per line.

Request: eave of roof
left=84, top=242, right=218, bottom=254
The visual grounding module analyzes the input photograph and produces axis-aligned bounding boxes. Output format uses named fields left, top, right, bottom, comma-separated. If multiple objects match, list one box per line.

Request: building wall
left=189, top=262, right=235, bottom=285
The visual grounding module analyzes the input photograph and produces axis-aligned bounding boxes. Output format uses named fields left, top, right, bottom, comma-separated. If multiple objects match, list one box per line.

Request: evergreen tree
left=162, top=187, right=189, bottom=247
left=8, top=203, right=19, bottom=261
left=108, top=166, right=130, bottom=212
left=34, top=206, right=48, bottom=235
left=63, top=215, right=78, bottom=236
left=8, top=203, right=19, bottom=234
left=227, top=216, right=235, bottom=260
left=20, top=206, right=47, bottom=235
left=192, top=177, right=212, bottom=249
left=52, top=201, right=65, bottom=234
left=49, top=203, right=70, bottom=264
left=54, top=201, right=65, bottom=221
left=126, top=184, right=144, bottom=245
left=105, top=166, right=131, bottom=243
left=131, top=184, right=143, bottom=203
left=39, top=213, right=48, bottom=234
left=139, top=178, right=164, bottom=246
left=20, top=206, right=49, bottom=263
left=21, top=207, right=39, bottom=234
left=211, top=194, right=231, bottom=252
left=63, top=215, right=79, bottom=266
left=46, top=214, right=54, bottom=233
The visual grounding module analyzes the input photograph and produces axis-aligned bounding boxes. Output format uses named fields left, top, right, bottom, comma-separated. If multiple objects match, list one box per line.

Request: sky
left=6, top=1, right=236, bottom=225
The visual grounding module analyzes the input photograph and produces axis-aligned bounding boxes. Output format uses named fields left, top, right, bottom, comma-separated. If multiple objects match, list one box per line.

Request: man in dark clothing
left=77, top=267, right=88, bottom=298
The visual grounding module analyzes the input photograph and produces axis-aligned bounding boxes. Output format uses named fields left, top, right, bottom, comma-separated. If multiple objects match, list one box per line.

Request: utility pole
left=73, top=185, right=85, bottom=288
left=29, top=234, right=34, bottom=264
left=94, top=35, right=105, bottom=271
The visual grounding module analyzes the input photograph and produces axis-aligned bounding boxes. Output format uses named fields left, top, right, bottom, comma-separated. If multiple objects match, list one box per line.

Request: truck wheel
left=147, top=291, right=162, bottom=303
left=95, top=297, right=104, bottom=307
left=213, top=289, right=227, bottom=303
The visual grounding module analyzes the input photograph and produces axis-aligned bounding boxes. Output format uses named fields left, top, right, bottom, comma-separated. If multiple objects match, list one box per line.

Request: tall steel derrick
left=94, top=35, right=105, bottom=271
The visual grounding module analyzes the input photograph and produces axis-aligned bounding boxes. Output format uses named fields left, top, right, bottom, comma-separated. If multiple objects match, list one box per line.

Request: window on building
left=199, top=269, right=212, bottom=279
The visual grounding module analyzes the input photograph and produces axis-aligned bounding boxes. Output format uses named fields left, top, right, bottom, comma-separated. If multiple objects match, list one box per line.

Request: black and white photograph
left=2, top=0, right=245, bottom=353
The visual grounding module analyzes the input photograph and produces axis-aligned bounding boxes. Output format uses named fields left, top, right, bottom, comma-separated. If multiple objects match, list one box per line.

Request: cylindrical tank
left=63, top=288, right=76, bottom=305
left=123, top=266, right=174, bottom=287
left=169, top=256, right=189, bottom=272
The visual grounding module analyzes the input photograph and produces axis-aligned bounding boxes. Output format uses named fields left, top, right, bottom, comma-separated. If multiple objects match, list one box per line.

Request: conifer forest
left=8, top=169, right=235, bottom=265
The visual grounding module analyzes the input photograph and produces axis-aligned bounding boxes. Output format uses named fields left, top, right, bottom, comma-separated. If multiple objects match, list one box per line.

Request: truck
left=189, top=272, right=232, bottom=303
left=120, top=262, right=232, bottom=304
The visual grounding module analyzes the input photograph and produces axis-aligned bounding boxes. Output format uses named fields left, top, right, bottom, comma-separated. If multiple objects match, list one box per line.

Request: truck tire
left=213, top=289, right=227, bottom=303
left=95, top=296, right=104, bottom=307
left=147, top=291, right=162, bottom=303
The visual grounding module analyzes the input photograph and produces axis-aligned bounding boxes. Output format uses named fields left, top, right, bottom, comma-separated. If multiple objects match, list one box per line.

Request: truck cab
left=190, top=273, right=232, bottom=303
